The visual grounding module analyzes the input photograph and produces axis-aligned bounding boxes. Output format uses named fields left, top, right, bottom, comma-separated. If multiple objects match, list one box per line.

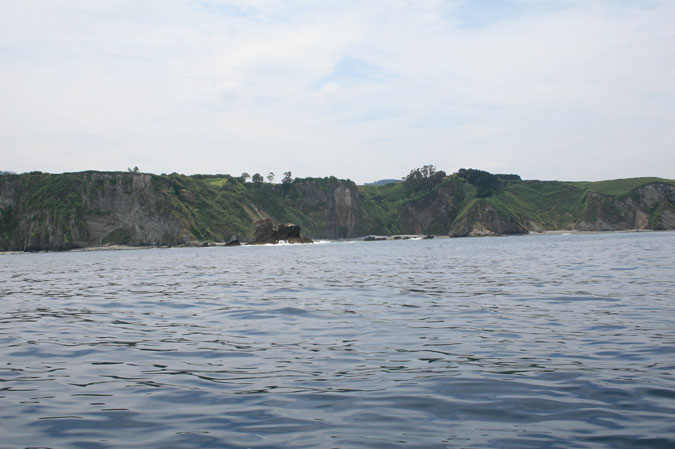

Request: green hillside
left=568, top=177, right=675, bottom=196
left=1, top=169, right=674, bottom=251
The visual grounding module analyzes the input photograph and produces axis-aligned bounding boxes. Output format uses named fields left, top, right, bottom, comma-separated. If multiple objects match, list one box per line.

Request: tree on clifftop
left=252, top=173, right=264, bottom=183
left=281, top=171, right=293, bottom=195
left=404, top=165, right=446, bottom=192
left=267, top=172, right=275, bottom=183
left=282, top=171, right=293, bottom=184
left=456, top=168, right=499, bottom=197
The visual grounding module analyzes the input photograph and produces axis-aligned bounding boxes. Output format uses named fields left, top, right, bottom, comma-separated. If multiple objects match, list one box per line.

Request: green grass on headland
left=568, top=177, right=675, bottom=196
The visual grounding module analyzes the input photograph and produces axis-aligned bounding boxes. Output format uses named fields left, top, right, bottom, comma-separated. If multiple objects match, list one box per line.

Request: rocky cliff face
left=0, top=172, right=193, bottom=251
left=2, top=172, right=674, bottom=251
left=360, top=177, right=675, bottom=238
left=447, top=182, right=675, bottom=237
left=333, top=185, right=359, bottom=237
left=449, top=201, right=528, bottom=237
left=287, top=178, right=362, bottom=238
left=0, top=172, right=365, bottom=251
left=575, top=183, right=675, bottom=231
left=401, top=183, right=466, bottom=235
left=0, top=175, right=85, bottom=251
left=79, top=173, right=192, bottom=247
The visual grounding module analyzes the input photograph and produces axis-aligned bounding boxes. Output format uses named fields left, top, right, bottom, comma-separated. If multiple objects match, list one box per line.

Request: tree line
left=239, top=171, right=293, bottom=184
left=402, top=165, right=521, bottom=197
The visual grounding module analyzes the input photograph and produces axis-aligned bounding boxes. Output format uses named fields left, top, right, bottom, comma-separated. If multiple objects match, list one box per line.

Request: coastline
left=530, top=228, right=656, bottom=236
left=0, top=228, right=667, bottom=255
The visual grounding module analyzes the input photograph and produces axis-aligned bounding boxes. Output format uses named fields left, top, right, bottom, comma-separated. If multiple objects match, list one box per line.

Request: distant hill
left=1, top=170, right=674, bottom=251
left=364, top=179, right=401, bottom=186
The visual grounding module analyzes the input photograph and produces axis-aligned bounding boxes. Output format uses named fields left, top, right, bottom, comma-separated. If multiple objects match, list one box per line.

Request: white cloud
left=1, top=0, right=674, bottom=182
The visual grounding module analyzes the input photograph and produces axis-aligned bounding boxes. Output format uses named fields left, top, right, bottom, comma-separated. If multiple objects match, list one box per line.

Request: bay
left=1, top=232, right=674, bottom=448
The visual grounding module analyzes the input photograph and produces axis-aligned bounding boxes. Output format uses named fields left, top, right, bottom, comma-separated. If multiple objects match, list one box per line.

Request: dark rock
left=423, top=235, right=434, bottom=239
left=225, top=238, right=241, bottom=246
left=364, top=235, right=387, bottom=241
left=252, top=219, right=313, bottom=244
left=276, top=223, right=302, bottom=240
left=254, top=218, right=276, bottom=243
left=393, top=236, right=401, bottom=240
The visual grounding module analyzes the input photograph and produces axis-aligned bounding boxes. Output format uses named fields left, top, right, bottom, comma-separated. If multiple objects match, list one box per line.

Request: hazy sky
left=2, top=0, right=674, bottom=183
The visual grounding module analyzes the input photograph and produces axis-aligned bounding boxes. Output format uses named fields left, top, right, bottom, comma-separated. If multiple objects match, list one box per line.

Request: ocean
left=1, top=232, right=674, bottom=448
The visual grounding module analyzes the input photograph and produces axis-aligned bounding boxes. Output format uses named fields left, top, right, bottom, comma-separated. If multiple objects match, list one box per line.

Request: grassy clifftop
left=569, top=177, right=675, bottom=195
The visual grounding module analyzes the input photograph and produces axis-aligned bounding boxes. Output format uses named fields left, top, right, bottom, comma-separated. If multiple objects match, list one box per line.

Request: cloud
left=1, top=0, right=674, bottom=182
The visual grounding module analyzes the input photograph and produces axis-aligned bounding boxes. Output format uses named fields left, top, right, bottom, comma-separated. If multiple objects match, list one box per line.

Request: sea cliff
left=0, top=172, right=362, bottom=251
left=1, top=171, right=673, bottom=251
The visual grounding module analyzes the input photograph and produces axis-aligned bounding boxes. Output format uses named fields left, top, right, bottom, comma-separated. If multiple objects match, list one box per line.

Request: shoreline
left=531, top=229, right=656, bottom=236
left=0, top=228, right=667, bottom=255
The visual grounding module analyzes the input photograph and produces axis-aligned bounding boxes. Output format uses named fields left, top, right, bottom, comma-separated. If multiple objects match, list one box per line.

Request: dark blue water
left=1, top=232, right=674, bottom=448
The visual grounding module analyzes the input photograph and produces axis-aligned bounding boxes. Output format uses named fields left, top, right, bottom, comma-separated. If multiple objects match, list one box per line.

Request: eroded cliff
left=1, top=171, right=674, bottom=251
left=576, top=183, right=675, bottom=231
left=0, top=172, right=194, bottom=251
left=358, top=176, right=675, bottom=238
left=0, top=172, right=363, bottom=251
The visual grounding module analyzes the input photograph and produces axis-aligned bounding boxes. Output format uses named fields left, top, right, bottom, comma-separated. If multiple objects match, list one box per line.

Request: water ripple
left=1, top=232, right=675, bottom=448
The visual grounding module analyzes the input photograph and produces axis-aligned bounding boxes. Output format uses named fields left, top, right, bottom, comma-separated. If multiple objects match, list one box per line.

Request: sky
left=1, top=0, right=674, bottom=184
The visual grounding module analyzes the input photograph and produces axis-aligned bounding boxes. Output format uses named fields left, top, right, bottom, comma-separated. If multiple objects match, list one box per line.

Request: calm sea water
left=1, top=232, right=674, bottom=449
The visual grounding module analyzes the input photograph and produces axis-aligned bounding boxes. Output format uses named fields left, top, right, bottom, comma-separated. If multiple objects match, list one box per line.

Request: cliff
left=0, top=172, right=363, bottom=251
left=358, top=175, right=675, bottom=237
left=1, top=172, right=201, bottom=251
left=576, top=183, right=675, bottom=231
left=1, top=171, right=674, bottom=251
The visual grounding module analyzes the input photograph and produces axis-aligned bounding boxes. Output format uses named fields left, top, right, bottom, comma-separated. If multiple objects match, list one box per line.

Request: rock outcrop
left=251, top=218, right=313, bottom=244
left=364, top=235, right=387, bottom=241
